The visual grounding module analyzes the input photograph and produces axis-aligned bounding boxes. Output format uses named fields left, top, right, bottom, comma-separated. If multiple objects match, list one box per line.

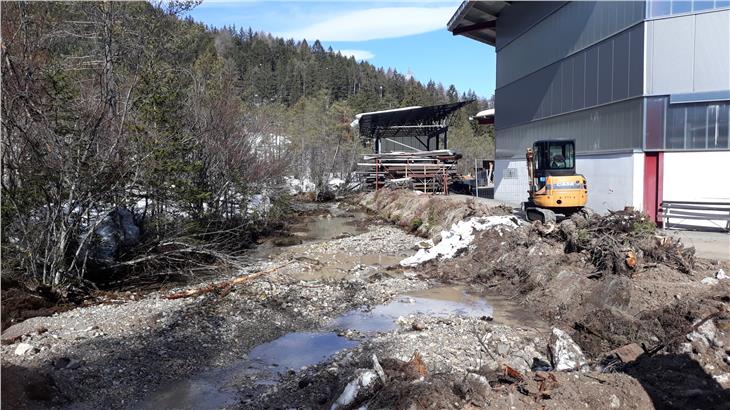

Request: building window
left=646, top=97, right=665, bottom=149
left=648, top=97, right=730, bottom=151
left=647, top=0, right=730, bottom=18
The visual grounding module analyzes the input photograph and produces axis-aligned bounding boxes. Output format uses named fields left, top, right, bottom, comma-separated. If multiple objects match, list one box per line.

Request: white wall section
left=646, top=9, right=730, bottom=95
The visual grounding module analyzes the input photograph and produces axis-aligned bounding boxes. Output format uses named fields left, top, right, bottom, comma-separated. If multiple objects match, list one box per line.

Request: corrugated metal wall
left=496, top=98, right=644, bottom=159
left=646, top=9, right=730, bottom=95
left=496, top=1, right=565, bottom=51
left=496, top=1, right=645, bottom=88
left=496, top=24, right=644, bottom=129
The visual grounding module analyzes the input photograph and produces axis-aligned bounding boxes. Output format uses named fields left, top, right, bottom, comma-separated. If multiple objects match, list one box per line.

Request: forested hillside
left=1, top=1, right=492, bottom=289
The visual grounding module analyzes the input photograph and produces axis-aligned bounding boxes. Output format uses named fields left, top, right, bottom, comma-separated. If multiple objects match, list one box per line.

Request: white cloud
left=276, top=6, right=455, bottom=42
left=337, top=49, right=375, bottom=61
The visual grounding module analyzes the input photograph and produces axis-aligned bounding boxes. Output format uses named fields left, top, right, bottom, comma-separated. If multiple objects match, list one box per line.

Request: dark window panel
left=717, top=104, right=730, bottom=149
left=628, top=26, right=644, bottom=97
left=687, top=104, right=707, bottom=149
left=646, top=97, right=665, bottom=150
left=573, top=53, right=586, bottom=110
left=613, top=31, right=630, bottom=101
left=597, top=42, right=613, bottom=104
left=585, top=48, right=599, bottom=107
left=666, top=106, right=686, bottom=149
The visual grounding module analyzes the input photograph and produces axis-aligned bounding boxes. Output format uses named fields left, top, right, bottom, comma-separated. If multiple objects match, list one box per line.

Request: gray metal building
left=449, top=0, right=730, bottom=225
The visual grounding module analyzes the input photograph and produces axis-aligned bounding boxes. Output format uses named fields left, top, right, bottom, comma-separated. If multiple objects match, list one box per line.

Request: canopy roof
left=447, top=1, right=509, bottom=46
left=354, top=101, right=472, bottom=140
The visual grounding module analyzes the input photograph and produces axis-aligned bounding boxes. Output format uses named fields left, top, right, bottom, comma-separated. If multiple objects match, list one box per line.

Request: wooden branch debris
left=164, top=261, right=293, bottom=300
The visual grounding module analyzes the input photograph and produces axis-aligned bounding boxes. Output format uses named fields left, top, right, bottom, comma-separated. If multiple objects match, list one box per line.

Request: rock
left=548, top=328, right=588, bottom=371
left=716, top=269, right=728, bottom=280
left=701, top=277, right=719, bottom=285
left=497, top=343, right=509, bottom=355
left=531, top=357, right=553, bottom=371
left=609, top=394, right=621, bottom=408
left=2, top=321, right=41, bottom=345
left=607, top=343, right=644, bottom=364
left=696, top=320, right=717, bottom=345
left=464, top=373, right=491, bottom=396
left=330, top=369, right=379, bottom=410
left=14, top=342, right=35, bottom=356
left=411, top=321, right=426, bottom=331
left=53, top=357, right=71, bottom=369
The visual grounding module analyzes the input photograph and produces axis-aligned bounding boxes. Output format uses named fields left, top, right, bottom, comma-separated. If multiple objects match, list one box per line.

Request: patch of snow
left=701, top=277, right=719, bottom=285
left=284, top=176, right=316, bottom=194
left=399, top=215, right=521, bottom=267
left=331, top=369, right=377, bottom=410
left=716, top=269, right=728, bottom=280
left=328, top=178, right=346, bottom=188
left=247, top=194, right=271, bottom=215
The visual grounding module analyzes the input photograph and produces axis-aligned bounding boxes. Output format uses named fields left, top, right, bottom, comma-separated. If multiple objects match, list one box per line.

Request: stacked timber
left=357, top=150, right=462, bottom=193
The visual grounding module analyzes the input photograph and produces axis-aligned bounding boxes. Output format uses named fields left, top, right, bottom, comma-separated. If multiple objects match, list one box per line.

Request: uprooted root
left=554, top=209, right=695, bottom=276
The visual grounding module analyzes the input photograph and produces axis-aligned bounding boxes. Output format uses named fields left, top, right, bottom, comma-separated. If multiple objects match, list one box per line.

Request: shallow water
left=331, top=286, right=494, bottom=333
left=142, top=286, right=544, bottom=409
left=142, top=332, right=357, bottom=409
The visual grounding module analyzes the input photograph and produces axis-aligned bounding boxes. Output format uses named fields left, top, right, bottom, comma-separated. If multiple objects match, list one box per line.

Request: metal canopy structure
left=355, top=101, right=472, bottom=153
left=447, top=1, right=509, bottom=46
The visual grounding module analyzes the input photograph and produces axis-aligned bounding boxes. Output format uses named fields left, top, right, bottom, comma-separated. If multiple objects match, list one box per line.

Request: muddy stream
left=143, top=205, right=542, bottom=409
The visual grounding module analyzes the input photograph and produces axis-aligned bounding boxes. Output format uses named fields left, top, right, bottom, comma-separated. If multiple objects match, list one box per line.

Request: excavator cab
left=524, top=140, right=587, bottom=223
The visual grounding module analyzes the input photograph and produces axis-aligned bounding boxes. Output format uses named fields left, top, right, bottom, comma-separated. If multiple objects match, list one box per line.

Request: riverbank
left=2, top=193, right=729, bottom=409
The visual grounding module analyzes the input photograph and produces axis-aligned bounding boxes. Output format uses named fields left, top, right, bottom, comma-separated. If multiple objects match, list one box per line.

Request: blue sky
left=185, top=1, right=496, bottom=98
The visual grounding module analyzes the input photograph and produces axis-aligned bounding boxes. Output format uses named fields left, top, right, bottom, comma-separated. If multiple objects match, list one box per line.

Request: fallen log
left=164, top=261, right=292, bottom=300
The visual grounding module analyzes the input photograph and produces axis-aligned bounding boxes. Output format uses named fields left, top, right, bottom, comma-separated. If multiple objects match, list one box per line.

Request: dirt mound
left=358, top=189, right=512, bottom=239
left=409, top=206, right=729, bottom=408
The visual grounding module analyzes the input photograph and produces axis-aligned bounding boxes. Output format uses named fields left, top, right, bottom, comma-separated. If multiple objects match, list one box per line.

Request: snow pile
left=247, top=194, right=271, bottom=215
left=328, top=178, right=346, bottom=189
left=284, top=176, right=316, bottom=194
left=400, top=215, right=521, bottom=267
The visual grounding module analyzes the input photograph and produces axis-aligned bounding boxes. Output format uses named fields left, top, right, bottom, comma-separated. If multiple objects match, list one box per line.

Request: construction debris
left=357, top=150, right=461, bottom=193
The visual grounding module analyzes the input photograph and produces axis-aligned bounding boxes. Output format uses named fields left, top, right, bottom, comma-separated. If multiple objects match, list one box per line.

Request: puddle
left=141, top=332, right=357, bottom=409
left=297, top=211, right=368, bottom=242
left=246, top=331, right=358, bottom=372
left=142, top=377, right=237, bottom=410
left=291, top=251, right=406, bottom=281
left=243, top=210, right=370, bottom=264
left=331, top=286, right=493, bottom=333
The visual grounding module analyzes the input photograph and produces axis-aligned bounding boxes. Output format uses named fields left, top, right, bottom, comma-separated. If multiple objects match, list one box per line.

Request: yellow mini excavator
left=524, top=139, right=588, bottom=223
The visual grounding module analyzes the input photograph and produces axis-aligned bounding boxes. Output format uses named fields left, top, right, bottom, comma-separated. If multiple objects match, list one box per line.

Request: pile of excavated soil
left=406, top=202, right=730, bottom=408
left=358, top=190, right=512, bottom=239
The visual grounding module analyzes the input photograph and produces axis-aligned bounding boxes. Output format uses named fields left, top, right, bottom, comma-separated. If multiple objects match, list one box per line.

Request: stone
left=701, top=277, right=719, bottom=285
left=14, top=342, right=35, bottom=356
left=696, top=320, right=717, bottom=345
left=609, top=394, right=621, bottom=408
left=411, top=321, right=426, bottom=331
left=497, top=343, right=509, bottom=356
left=608, top=343, right=644, bottom=364
left=716, top=269, right=728, bottom=280
left=1, top=322, right=36, bottom=345
left=549, top=328, right=588, bottom=371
